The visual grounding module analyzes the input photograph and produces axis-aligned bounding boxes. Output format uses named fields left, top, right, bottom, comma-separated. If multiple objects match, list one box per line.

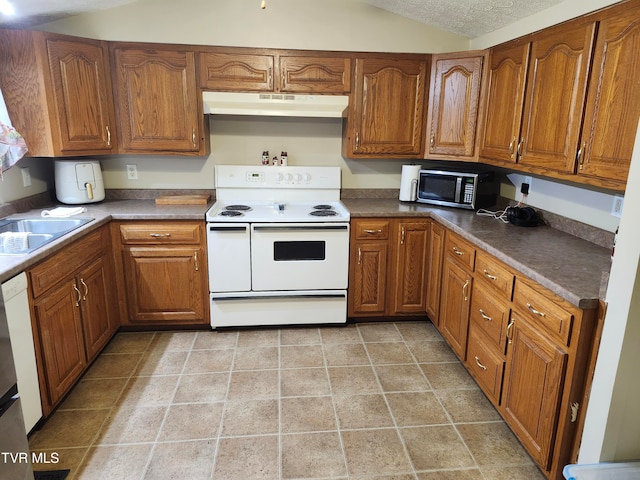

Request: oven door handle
left=209, top=226, right=248, bottom=232
left=213, top=293, right=347, bottom=301
left=252, top=225, right=349, bottom=232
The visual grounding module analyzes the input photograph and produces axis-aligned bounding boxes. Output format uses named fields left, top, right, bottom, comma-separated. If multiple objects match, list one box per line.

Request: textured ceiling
left=1, top=0, right=564, bottom=37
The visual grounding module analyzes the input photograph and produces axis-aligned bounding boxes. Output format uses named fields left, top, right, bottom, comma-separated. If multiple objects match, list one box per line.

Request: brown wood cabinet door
left=518, top=21, right=596, bottom=172
left=426, top=221, right=444, bottom=324
left=346, top=57, right=427, bottom=157
left=349, top=242, right=389, bottom=316
left=46, top=37, right=117, bottom=154
left=439, top=257, right=473, bottom=360
left=78, top=256, right=118, bottom=362
left=391, top=221, right=429, bottom=315
left=122, top=246, right=207, bottom=324
left=199, top=52, right=274, bottom=91
left=112, top=46, right=204, bottom=153
left=501, top=310, right=568, bottom=470
left=479, top=42, right=530, bottom=163
left=577, top=6, right=640, bottom=186
left=279, top=55, right=351, bottom=93
left=33, top=280, right=87, bottom=407
left=426, top=54, right=484, bottom=158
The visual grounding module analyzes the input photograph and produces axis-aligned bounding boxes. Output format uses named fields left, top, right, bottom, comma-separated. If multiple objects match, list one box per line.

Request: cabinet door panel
left=519, top=22, right=596, bottom=172
left=199, top=52, right=274, bottom=91
left=439, top=257, right=472, bottom=360
left=501, top=312, right=567, bottom=469
left=280, top=55, right=351, bottom=93
left=426, top=221, right=445, bottom=323
left=350, top=243, right=388, bottom=315
left=392, top=222, right=429, bottom=314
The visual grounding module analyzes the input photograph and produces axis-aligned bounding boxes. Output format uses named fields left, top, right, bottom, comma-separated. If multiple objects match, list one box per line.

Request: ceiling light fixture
left=261, top=0, right=266, bottom=9
left=0, top=0, right=15, bottom=16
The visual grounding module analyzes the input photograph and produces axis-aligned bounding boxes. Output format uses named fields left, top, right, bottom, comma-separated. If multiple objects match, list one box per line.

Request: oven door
left=251, top=223, right=349, bottom=291
left=207, top=223, right=251, bottom=292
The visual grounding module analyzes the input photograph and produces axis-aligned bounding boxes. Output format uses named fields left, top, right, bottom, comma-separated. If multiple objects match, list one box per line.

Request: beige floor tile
left=281, top=367, right=331, bottom=397
left=334, top=394, right=394, bottom=429
left=358, top=323, right=403, bottom=342
left=386, top=392, right=449, bottom=426
left=31, top=447, right=88, bottom=480
left=221, top=399, right=279, bottom=436
left=233, top=346, right=279, bottom=370
left=102, top=332, right=155, bottom=354
left=396, top=321, right=443, bottom=342
left=407, top=340, right=459, bottom=363
left=193, top=330, right=238, bottom=350
left=83, top=353, right=142, bottom=379
left=59, top=378, right=128, bottom=410
left=95, top=404, right=166, bottom=444
left=29, top=409, right=110, bottom=449
left=280, top=327, right=321, bottom=345
left=134, top=350, right=189, bottom=376
left=324, top=343, right=370, bottom=366
left=400, top=425, right=475, bottom=471
left=280, top=345, right=325, bottom=368
left=184, top=348, right=234, bottom=373
left=282, top=432, right=347, bottom=478
left=157, top=402, right=223, bottom=441
left=351, top=475, right=417, bottom=480
left=117, top=375, right=180, bottom=406
left=374, top=364, right=431, bottom=392
left=237, top=328, right=280, bottom=347
left=213, top=435, right=279, bottom=479
left=227, top=369, right=279, bottom=399
left=328, top=366, right=381, bottom=395
left=417, top=469, right=484, bottom=480
left=456, top=422, right=534, bottom=467
left=281, top=396, right=336, bottom=433
left=173, top=372, right=229, bottom=403
left=480, top=464, right=547, bottom=480
left=366, top=342, right=415, bottom=365
left=341, top=428, right=412, bottom=476
left=147, top=331, right=197, bottom=352
left=75, top=444, right=152, bottom=480
left=144, top=440, right=216, bottom=480
left=436, top=389, right=502, bottom=423
left=420, top=362, right=478, bottom=390
left=320, top=324, right=363, bottom=344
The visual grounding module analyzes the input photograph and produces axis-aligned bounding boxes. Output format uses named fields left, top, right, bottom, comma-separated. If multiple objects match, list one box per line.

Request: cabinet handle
left=452, top=246, right=464, bottom=256
left=401, top=226, right=405, bottom=245
left=517, top=137, right=524, bottom=157
left=482, top=269, right=497, bottom=281
left=508, top=137, right=516, bottom=155
left=479, top=309, right=492, bottom=322
left=192, top=129, right=197, bottom=148
left=355, top=132, right=360, bottom=150
left=73, top=283, right=82, bottom=307
left=363, top=229, right=382, bottom=235
left=194, top=252, right=199, bottom=271
left=80, top=278, right=88, bottom=301
left=577, top=142, right=586, bottom=169
left=507, top=318, right=515, bottom=344
left=149, top=233, right=171, bottom=238
left=430, top=133, right=435, bottom=147
left=474, top=356, right=487, bottom=371
left=462, top=280, right=469, bottom=301
left=526, top=302, right=546, bottom=317
left=358, top=247, right=362, bottom=265
left=106, top=125, right=111, bottom=146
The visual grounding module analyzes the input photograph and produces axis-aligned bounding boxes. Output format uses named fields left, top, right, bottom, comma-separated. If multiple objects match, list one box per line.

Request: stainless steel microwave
left=417, top=169, right=499, bottom=210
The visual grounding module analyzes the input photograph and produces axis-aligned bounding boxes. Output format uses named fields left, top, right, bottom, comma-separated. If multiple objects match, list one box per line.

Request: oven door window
left=274, top=241, right=325, bottom=261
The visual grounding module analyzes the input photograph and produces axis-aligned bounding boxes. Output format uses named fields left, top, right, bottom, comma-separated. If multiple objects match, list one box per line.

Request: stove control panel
left=216, top=165, right=340, bottom=189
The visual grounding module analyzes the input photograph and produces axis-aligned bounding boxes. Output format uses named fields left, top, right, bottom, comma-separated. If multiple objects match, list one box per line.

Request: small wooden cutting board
left=155, top=194, right=211, bottom=205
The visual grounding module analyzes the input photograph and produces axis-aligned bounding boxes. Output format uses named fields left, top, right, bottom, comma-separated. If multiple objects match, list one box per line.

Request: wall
left=0, top=157, right=52, bottom=204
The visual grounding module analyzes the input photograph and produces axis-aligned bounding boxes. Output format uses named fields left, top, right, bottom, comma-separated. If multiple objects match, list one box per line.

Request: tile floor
left=29, top=321, right=546, bottom=480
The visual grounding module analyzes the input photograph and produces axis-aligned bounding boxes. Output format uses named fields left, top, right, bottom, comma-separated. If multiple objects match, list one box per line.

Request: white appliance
left=54, top=159, right=105, bottom=205
left=206, top=165, right=350, bottom=328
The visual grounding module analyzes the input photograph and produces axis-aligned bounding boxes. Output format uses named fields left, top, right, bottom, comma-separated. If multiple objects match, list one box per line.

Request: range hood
left=202, top=91, right=349, bottom=118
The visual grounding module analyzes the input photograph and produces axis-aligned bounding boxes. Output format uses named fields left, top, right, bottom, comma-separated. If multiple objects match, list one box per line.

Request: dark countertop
left=0, top=198, right=610, bottom=310
left=343, top=198, right=612, bottom=309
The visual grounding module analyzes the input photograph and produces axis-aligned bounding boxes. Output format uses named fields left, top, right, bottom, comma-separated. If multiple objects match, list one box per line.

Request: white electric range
left=206, top=165, right=350, bottom=328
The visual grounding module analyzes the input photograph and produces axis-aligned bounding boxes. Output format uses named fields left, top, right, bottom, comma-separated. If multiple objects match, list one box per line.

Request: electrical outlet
left=611, top=195, right=624, bottom=218
left=20, top=167, right=31, bottom=187
left=523, top=176, right=532, bottom=194
left=126, top=164, right=138, bottom=180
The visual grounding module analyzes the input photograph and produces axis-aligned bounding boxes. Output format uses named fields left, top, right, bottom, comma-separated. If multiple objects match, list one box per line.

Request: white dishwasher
left=3, top=272, right=42, bottom=433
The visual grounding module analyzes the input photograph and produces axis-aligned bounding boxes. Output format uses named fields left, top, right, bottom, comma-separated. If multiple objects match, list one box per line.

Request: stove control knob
left=284, top=173, right=293, bottom=183
left=303, top=173, right=312, bottom=183
left=294, top=173, right=303, bottom=183
left=274, top=172, right=283, bottom=182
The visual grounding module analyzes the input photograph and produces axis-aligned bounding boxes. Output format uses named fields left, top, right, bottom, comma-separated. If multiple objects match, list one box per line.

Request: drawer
left=475, top=251, right=515, bottom=298
left=470, top=281, right=510, bottom=353
left=119, top=222, right=202, bottom=245
left=513, top=279, right=574, bottom=345
left=466, top=328, right=505, bottom=404
left=353, top=220, right=390, bottom=240
left=444, top=231, right=476, bottom=271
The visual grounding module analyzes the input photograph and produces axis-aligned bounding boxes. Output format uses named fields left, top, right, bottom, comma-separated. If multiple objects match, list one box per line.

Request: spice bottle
left=272, top=156, right=279, bottom=166
left=261, top=151, right=269, bottom=165
left=280, top=151, right=288, bottom=166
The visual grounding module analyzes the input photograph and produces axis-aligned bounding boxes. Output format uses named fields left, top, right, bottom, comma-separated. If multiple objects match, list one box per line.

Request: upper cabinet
left=343, top=55, right=429, bottom=158
left=0, top=30, right=118, bottom=157
left=198, top=48, right=351, bottom=94
left=111, top=44, right=209, bottom=155
left=425, top=52, right=486, bottom=160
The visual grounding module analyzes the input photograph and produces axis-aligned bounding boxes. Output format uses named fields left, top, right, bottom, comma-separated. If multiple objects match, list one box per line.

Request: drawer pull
left=479, top=309, right=492, bottom=321
left=474, top=356, right=487, bottom=371
left=462, top=280, right=469, bottom=301
left=150, top=233, right=172, bottom=238
left=452, top=246, right=464, bottom=256
left=363, top=229, right=383, bottom=234
left=358, top=247, right=362, bottom=265
left=526, top=303, right=546, bottom=317
left=483, top=269, right=497, bottom=281
left=80, top=278, right=88, bottom=301
left=73, top=283, right=82, bottom=307
left=401, top=226, right=405, bottom=245
left=194, top=252, right=199, bottom=271
left=507, top=319, right=515, bottom=344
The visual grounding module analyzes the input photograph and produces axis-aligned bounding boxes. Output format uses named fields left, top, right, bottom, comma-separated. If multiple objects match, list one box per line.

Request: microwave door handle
left=455, top=177, right=463, bottom=203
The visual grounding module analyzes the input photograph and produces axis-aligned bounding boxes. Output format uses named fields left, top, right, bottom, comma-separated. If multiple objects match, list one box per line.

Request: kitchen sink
left=0, top=217, right=94, bottom=255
